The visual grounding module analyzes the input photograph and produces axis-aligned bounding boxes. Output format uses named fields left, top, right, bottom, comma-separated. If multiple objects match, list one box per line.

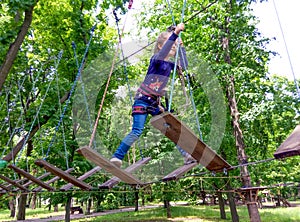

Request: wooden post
left=134, top=187, right=139, bottom=212
left=65, top=194, right=72, bottom=222
left=87, top=198, right=92, bottom=215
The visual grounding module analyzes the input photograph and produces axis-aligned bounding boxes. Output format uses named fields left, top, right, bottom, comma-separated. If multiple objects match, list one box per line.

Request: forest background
left=0, top=0, right=299, bottom=220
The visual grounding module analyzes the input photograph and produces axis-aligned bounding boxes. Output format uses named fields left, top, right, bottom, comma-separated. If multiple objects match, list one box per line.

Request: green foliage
left=0, top=0, right=300, bottom=216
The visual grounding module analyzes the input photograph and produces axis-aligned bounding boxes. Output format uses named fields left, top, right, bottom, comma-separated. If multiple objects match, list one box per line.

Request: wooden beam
left=60, top=166, right=101, bottom=191
left=3, top=178, right=27, bottom=190
left=0, top=175, right=28, bottom=191
left=22, top=172, right=51, bottom=188
left=8, top=165, right=55, bottom=191
left=35, top=159, right=92, bottom=191
left=150, top=112, right=231, bottom=172
left=0, top=183, right=11, bottom=192
left=34, top=168, right=74, bottom=192
left=99, top=157, right=152, bottom=189
left=162, top=162, right=198, bottom=181
left=77, top=146, right=143, bottom=185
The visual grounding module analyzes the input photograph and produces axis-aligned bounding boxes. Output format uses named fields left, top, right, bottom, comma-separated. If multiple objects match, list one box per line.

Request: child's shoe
left=184, top=153, right=197, bottom=165
left=110, top=157, right=122, bottom=168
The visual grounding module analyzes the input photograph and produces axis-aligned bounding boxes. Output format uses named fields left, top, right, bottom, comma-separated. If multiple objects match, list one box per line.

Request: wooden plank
left=274, top=125, right=300, bottom=159
left=8, top=165, right=55, bottom=191
left=77, top=146, right=143, bottom=185
left=150, top=112, right=231, bottom=172
left=0, top=183, right=11, bottom=191
left=22, top=172, right=52, bottom=188
left=237, top=186, right=268, bottom=192
left=162, top=162, right=198, bottom=181
left=35, top=159, right=92, bottom=191
left=0, top=175, right=28, bottom=191
left=33, top=168, right=74, bottom=192
left=99, top=157, right=151, bottom=189
left=4, top=178, right=27, bottom=190
left=60, top=166, right=101, bottom=191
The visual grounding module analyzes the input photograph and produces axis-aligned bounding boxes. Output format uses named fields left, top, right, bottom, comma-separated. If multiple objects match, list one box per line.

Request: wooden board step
left=0, top=183, right=11, bottom=192
left=162, top=162, right=198, bottom=181
left=35, top=159, right=92, bottom=191
left=60, top=166, right=101, bottom=191
left=150, top=112, right=231, bottom=172
left=0, top=175, right=28, bottom=191
left=8, top=165, right=55, bottom=191
left=99, top=157, right=151, bottom=189
left=77, top=146, right=143, bottom=185
left=3, top=178, right=27, bottom=190
left=274, top=125, right=300, bottom=159
left=33, top=168, right=74, bottom=192
left=22, top=172, right=52, bottom=188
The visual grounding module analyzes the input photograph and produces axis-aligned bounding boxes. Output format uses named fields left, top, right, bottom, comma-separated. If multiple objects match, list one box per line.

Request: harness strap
left=137, top=83, right=160, bottom=100
left=132, top=106, right=147, bottom=114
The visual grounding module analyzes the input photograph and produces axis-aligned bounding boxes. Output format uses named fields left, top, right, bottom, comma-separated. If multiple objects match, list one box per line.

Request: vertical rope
left=168, top=0, right=187, bottom=112
left=165, top=0, right=203, bottom=139
left=46, top=25, right=96, bottom=158
left=72, top=42, right=96, bottom=148
left=113, top=9, right=134, bottom=104
left=15, top=51, right=63, bottom=164
left=88, top=9, right=130, bottom=148
left=272, top=0, right=300, bottom=101
left=55, top=61, right=69, bottom=169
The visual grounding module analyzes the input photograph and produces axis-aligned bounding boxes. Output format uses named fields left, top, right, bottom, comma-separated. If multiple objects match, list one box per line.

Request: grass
left=0, top=206, right=65, bottom=221
left=0, top=204, right=299, bottom=222
left=72, top=205, right=300, bottom=222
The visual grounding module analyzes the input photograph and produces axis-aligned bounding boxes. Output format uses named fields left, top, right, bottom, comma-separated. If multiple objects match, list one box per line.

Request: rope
left=85, top=1, right=218, bottom=147
left=183, top=68, right=203, bottom=140
left=113, top=6, right=144, bottom=159
left=88, top=9, right=129, bottom=148
left=1, top=76, right=27, bottom=158
left=113, top=9, right=134, bottom=104
left=46, top=25, right=96, bottom=158
left=14, top=51, right=63, bottom=165
left=168, top=0, right=187, bottom=112
left=272, top=0, right=300, bottom=101
left=164, top=0, right=203, bottom=139
left=72, top=41, right=96, bottom=148
left=55, top=61, right=69, bottom=169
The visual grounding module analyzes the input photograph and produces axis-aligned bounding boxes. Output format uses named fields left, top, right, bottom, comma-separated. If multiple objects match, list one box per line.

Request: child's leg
left=176, top=145, right=187, bottom=156
left=112, top=113, right=148, bottom=160
left=176, top=145, right=196, bottom=165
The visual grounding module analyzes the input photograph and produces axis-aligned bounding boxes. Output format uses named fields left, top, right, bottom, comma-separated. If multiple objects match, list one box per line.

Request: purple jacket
left=135, top=32, right=188, bottom=104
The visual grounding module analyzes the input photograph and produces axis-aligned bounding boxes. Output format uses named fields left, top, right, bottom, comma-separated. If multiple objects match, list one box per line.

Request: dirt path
left=15, top=205, right=160, bottom=222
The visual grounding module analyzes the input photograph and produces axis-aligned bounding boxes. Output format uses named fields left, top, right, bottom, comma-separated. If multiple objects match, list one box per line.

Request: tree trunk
left=65, top=195, right=72, bottom=222
left=221, top=7, right=261, bottom=221
left=217, top=191, right=226, bottom=219
left=226, top=76, right=261, bottom=222
left=87, top=198, right=92, bottom=215
left=17, top=193, right=27, bottom=220
left=38, top=194, right=41, bottom=208
left=226, top=181, right=239, bottom=222
left=48, top=198, right=51, bottom=211
left=134, top=187, right=139, bottom=212
left=164, top=200, right=172, bottom=218
left=9, top=198, right=15, bottom=218
left=31, top=193, right=37, bottom=209
left=0, top=2, right=37, bottom=92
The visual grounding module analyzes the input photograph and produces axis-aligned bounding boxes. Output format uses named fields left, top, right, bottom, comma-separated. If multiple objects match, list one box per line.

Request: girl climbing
left=110, top=23, right=195, bottom=167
